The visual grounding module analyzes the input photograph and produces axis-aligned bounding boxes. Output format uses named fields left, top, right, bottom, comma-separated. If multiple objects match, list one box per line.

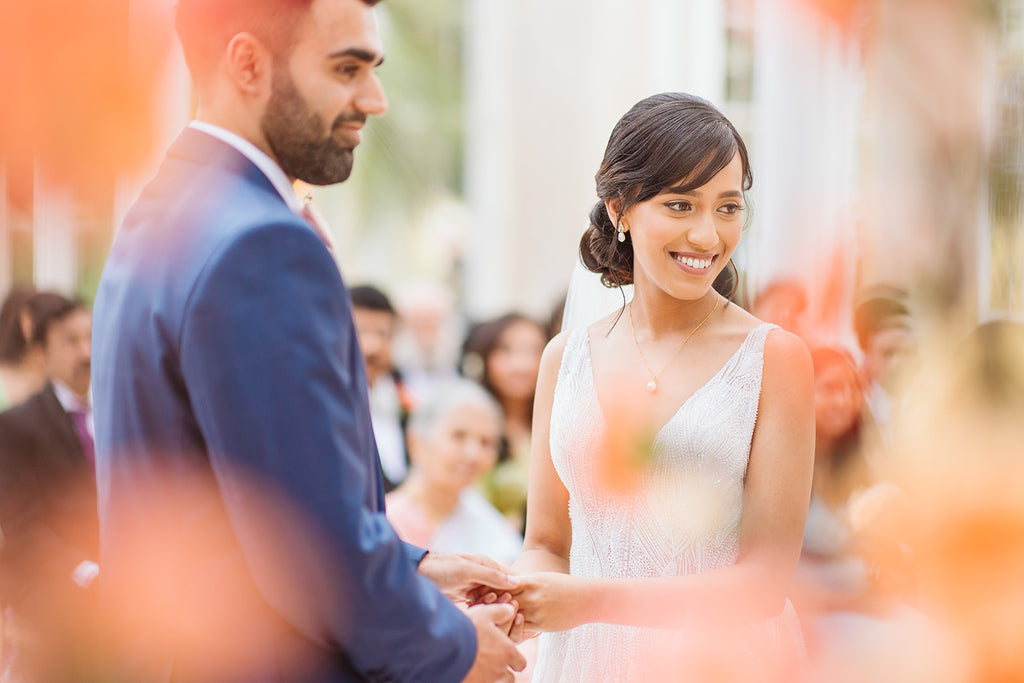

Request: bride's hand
left=510, top=572, right=588, bottom=633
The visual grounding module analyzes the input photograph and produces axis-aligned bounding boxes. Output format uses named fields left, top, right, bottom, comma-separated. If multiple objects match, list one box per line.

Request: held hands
left=507, top=572, right=587, bottom=634
left=464, top=570, right=588, bottom=635
left=418, top=552, right=520, bottom=604
left=461, top=603, right=527, bottom=683
left=419, top=554, right=528, bottom=681
left=418, top=552, right=526, bottom=640
left=418, top=555, right=588, bottom=647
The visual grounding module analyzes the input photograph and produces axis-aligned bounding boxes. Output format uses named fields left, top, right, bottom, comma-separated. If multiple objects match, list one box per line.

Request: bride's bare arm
left=513, top=328, right=814, bottom=632
left=512, top=332, right=572, bottom=576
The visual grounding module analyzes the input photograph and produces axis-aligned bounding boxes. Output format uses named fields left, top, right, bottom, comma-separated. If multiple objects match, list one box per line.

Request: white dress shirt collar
left=188, top=121, right=303, bottom=213
left=52, top=379, right=90, bottom=414
left=52, top=380, right=94, bottom=439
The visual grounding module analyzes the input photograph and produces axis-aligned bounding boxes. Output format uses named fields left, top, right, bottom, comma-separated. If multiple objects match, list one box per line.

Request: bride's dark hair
left=581, top=92, right=751, bottom=299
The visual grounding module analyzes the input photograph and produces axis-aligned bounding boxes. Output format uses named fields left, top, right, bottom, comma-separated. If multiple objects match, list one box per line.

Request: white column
left=33, top=166, right=77, bottom=293
left=860, top=0, right=987, bottom=335
left=680, top=0, right=727, bottom=103
left=463, top=0, right=729, bottom=321
left=747, top=0, right=861, bottom=341
left=462, top=0, right=516, bottom=319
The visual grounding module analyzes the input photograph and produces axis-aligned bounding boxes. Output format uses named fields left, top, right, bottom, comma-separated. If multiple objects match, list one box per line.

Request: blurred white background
left=3, top=0, right=1023, bottom=337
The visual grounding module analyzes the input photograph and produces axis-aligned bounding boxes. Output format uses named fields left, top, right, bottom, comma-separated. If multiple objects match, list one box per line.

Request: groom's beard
left=262, top=65, right=361, bottom=186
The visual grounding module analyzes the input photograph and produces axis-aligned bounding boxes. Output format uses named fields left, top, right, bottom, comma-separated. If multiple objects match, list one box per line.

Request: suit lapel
left=38, top=384, right=86, bottom=465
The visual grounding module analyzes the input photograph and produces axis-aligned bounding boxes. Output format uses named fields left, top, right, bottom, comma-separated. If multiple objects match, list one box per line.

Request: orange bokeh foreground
left=24, top=458, right=347, bottom=682
left=795, top=0, right=864, bottom=33
left=586, top=318, right=1024, bottom=681
left=0, top=0, right=171, bottom=203
left=885, top=321, right=1024, bottom=682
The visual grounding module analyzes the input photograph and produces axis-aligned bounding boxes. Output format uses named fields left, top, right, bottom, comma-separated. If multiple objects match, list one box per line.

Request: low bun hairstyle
left=580, top=92, right=752, bottom=299
left=582, top=201, right=634, bottom=289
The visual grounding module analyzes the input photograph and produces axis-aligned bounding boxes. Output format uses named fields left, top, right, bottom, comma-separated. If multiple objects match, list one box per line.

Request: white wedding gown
left=532, top=322, right=803, bottom=682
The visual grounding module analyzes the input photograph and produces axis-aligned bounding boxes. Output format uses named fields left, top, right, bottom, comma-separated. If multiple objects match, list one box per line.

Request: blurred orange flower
left=0, top=0, right=172, bottom=202
left=795, top=0, right=865, bottom=34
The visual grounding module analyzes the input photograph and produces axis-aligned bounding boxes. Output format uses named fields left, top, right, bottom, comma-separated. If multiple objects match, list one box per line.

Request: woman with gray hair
left=385, top=379, right=523, bottom=565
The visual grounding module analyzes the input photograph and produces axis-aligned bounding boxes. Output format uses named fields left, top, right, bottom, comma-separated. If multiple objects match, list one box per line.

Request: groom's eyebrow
left=328, top=47, right=385, bottom=66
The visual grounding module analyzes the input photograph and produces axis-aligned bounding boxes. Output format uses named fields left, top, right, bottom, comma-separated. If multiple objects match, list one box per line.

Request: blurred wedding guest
left=392, top=280, right=463, bottom=401
left=350, top=284, right=415, bottom=491
left=0, top=292, right=98, bottom=683
left=0, top=286, right=45, bottom=411
left=795, top=348, right=874, bottom=620
left=796, top=347, right=917, bottom=681
left=460, top=313, right=547, bottom=532
left=799, top=319, right=1024, bottom=683
left=751, top=279, right=809, bottom=339
left=853, top=289, right=915, bottom=447
left=386, top=379, right=522, bottom=566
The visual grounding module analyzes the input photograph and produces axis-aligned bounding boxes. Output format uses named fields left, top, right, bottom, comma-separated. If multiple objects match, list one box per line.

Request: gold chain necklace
left=628, top=296, right=720, bottom=393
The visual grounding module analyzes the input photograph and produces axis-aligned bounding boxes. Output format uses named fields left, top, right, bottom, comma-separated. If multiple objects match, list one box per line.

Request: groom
left=91, top=0, right=524, bottom=681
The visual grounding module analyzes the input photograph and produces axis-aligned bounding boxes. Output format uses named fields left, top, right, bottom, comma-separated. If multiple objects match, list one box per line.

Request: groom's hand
left=462, top=603, right=527, bottom=683
left=418, top=552, right=519, bottom=604
left=466, top=592, right=526, bottom=642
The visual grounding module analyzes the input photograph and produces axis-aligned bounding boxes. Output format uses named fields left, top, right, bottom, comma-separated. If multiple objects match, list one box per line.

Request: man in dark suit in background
left=91, top=0, right=524, bottom=681
left=349, top=284, right=414, bottom=492
left=0, top=292, right=98, bottom=682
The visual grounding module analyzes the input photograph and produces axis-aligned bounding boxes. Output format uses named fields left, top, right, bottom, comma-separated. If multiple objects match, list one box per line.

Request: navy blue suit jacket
left=92, top=128, right=476, bottom=682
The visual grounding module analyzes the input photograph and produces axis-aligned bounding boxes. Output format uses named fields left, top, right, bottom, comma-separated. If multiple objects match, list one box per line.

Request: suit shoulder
left=0, top=390, right=49, bottom=445
left=0, top=388, right=49, bottom=423
left=124, top=149, right=306, bottom=253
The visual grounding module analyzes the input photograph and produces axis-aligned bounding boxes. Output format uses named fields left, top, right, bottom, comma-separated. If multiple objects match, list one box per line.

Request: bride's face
left=619, top=152, right=744, bottom=303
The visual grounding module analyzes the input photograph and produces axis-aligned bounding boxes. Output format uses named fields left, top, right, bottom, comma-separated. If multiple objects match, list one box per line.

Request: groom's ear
left=225, top=32, right=273, bottom=100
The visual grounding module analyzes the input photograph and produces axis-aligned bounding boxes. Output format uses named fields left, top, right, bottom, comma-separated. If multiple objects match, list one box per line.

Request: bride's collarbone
left=589, top=334, right=733, bottom=434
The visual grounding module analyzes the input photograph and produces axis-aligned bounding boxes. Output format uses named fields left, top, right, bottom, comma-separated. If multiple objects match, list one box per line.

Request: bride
left=510, top=93, right=815, bottom=681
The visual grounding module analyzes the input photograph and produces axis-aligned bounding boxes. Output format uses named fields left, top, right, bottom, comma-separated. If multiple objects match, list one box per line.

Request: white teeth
left=675, top=255, right=712, bottom=269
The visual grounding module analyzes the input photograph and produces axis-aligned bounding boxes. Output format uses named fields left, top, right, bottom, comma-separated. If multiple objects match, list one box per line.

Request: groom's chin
left=299, top=150, right=354, bottom=186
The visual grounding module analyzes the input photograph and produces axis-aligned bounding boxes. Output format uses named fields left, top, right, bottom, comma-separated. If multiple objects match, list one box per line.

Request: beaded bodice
left=533, top=322, right=778, bottom=682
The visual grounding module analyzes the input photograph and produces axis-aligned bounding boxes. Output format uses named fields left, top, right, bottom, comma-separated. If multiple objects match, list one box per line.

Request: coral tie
left=300, top=198, right=336, bottom=252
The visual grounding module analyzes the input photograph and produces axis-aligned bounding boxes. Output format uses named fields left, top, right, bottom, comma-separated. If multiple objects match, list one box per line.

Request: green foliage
left=346, top=0, right=465, bottom=228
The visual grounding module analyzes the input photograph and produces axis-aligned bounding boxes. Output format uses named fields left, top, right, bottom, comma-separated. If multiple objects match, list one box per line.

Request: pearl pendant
left=646, top=379, right=657, bottom=393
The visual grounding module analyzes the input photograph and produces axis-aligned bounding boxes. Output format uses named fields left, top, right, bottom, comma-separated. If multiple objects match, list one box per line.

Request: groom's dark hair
left=176, top=0, right=384, bottom=87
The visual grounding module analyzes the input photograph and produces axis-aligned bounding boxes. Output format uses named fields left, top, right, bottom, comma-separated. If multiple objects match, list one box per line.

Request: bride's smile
left=615, top=153, right=745, bottom=305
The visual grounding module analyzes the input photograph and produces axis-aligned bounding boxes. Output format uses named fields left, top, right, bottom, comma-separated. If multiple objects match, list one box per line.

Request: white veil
left=560, top=244, right=633, bottom=333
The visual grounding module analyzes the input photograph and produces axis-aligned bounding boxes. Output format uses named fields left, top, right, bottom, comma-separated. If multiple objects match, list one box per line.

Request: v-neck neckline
left=583, top=323, right=770, bottom=445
